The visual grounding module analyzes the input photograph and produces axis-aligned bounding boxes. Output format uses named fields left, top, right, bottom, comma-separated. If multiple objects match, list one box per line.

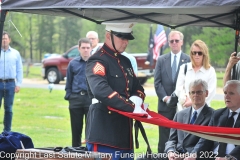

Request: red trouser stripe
left=93, top=143, right=98, bottom=152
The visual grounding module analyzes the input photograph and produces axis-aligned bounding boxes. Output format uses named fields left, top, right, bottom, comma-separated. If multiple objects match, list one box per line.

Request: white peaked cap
left=103, top=22, right=136, bottom=33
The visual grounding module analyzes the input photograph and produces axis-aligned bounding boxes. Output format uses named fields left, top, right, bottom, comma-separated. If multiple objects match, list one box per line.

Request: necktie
left=190, top=111, right=198, bottom=124
left=218, top=112, right=237, bottom=157
left=172, top=55, right=177, bottom=81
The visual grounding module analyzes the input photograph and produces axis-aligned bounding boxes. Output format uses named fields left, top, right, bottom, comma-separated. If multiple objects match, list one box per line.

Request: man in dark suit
left=154, top=30, right=190, bottom=154
left=165, top=79, right=214, bottom=160
left=187, top=80, right=240, bottom=160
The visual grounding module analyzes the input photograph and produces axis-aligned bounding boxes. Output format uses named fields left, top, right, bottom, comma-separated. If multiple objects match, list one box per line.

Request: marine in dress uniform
left=85, top=22, right=145, bottom=160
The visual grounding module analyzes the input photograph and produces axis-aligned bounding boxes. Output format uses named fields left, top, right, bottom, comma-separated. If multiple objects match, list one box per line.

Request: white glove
left=133, top=104, right=146, bottom=114
left=129, top=96, right=143, bottom=107
left=133, top=104, right=152, bottom=118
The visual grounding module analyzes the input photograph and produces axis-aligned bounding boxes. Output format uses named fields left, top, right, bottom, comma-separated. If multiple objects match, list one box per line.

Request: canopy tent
left=1, top=0, right=240, bottom=28
left=1, top=0, right=240, bottom=75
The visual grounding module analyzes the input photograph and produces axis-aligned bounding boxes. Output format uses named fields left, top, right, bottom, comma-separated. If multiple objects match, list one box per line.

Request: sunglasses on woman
left=191, top=51, right=203, bottom=56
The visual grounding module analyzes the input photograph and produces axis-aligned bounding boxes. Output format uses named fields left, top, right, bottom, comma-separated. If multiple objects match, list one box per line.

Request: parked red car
left=41, top=45, right=156, bottom=85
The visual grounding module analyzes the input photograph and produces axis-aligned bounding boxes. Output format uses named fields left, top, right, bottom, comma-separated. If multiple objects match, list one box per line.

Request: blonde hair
left=190, top=40, right=211, bottom=69
left=168, top=30, right=184, bottom=40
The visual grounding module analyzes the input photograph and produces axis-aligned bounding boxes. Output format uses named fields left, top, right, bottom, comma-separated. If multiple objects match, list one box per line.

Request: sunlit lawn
left=23, top=64, right=43, bottom=80
left=0, top=65, right=225, bottom=154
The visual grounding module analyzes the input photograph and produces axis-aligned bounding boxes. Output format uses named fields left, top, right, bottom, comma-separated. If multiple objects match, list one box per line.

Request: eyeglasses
left=80, top=47, right=91, bottom=50
left=88, top=38, right=96, bottom=40
left=189, top=90, right=204, bottom=95
left=191, top=51, right=203, bottom=56
left=169, top=39, right=180, bottom=44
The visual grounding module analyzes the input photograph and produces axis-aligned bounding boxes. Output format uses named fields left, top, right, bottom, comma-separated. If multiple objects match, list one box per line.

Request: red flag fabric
left=108, top=107, right=240, bottom=145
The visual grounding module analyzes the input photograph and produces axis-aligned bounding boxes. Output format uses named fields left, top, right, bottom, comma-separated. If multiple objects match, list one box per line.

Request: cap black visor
left=111, top=31, right=134, bottom=40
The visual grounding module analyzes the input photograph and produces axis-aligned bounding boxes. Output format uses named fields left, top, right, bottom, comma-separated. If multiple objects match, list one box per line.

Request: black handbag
left=166, top=63, right=188, bottom=108
left=166, top=92, right=178, bottom=108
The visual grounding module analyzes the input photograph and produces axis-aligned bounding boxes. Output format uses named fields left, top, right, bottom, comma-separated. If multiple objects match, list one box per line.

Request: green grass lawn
left=23, top=64, right=43, bottom=80
left=2, top=65, right=224, bottom=154
left=0, top=87, right=225, bottom=154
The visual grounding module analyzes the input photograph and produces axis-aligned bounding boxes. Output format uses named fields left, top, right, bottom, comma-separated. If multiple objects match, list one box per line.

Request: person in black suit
left=186, top=80, right=240, bottom=160
left=154, top=30, right=190, bottom=154
left=165, top=79, right=214, bottom=160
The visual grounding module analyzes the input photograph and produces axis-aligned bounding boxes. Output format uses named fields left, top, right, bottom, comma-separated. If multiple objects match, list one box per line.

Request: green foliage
left=192, top=27, right=235, bottom=67
left=128, top=23, right=150, bottom=53
left=3, top=13, right=238, bottom=67
left=178, top=26, right=203, bottom=53
left=80, top=19, right=105, bottom=42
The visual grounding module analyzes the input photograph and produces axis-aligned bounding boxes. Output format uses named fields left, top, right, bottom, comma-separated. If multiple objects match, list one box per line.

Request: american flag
left=153, top=25, right=167, bottom=60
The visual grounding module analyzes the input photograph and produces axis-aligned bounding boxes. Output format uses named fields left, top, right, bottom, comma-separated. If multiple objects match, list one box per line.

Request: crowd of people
left=154, top=30, right=239, bottom=160
left=1, top=22, right=240, bottom=160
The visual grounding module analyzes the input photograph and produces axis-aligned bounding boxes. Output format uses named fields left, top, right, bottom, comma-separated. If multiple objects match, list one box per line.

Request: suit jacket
left=154, top=52, right=190, bottom=112
left=165, top=104, right=214, bottom=153
left=193, top=108, right=240, bottom=159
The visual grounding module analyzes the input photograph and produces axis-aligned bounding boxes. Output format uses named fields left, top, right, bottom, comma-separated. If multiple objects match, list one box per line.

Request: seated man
left=165, top=79, right=214, bottom=160
left=187, top=80, right=240, bottom=160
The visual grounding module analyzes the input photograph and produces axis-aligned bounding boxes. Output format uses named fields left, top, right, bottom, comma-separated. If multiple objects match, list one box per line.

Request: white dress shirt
left=171, top=51, right=181, bottom=68
left=91, top=44, right=102, bottom=55
left=163, top=51, right=182, bottom=102
left=175, top=62, right=216, bottom=110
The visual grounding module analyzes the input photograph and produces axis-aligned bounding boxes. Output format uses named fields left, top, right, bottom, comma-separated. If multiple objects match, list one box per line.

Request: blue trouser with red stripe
left=86, top=142, right=134, bottom=160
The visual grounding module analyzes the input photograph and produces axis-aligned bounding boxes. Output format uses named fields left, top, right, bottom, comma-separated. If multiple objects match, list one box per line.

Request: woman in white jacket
left=175, top=40, right=217, bottom=111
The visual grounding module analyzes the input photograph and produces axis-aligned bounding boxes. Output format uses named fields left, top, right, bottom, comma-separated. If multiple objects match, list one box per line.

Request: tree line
left=2, top=12, right=237, bottom=67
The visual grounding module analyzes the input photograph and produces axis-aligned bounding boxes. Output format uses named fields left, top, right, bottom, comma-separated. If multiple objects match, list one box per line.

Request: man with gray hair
left=186, top=80, right=240, bottom=160
left=165, top=79, right=214, bottom=160
left=86, top=31, right=100, bottom=54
